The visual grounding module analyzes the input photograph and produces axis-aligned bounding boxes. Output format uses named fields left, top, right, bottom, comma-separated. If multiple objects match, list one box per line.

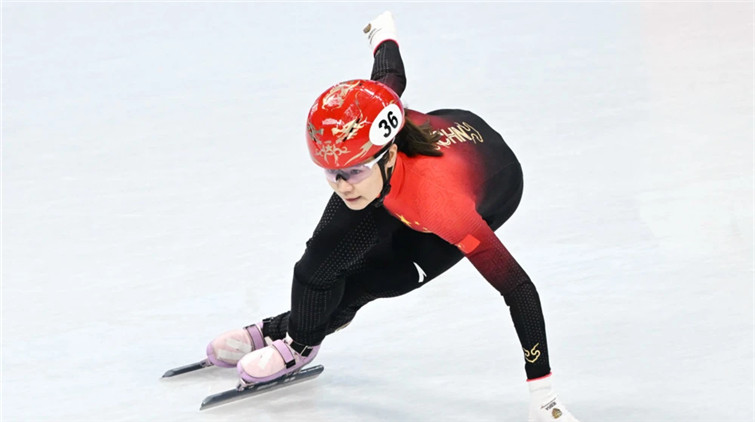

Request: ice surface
left=2, top=3, right=752, bottom=421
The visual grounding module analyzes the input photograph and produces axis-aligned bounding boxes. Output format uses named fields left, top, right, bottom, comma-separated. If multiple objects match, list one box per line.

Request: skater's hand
left=363, top=11, right=398, bottom=54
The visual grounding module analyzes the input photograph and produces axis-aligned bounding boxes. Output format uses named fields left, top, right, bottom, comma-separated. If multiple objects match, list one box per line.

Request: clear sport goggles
left=324, top=148, right=390, bottom=184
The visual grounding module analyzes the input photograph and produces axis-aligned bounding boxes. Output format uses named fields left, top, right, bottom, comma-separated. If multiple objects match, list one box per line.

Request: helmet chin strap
left=372, top=150, right=395, bottom=208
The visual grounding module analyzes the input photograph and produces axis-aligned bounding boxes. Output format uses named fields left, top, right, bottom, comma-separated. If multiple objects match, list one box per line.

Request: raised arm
left=364, top=11, right=407, bottom=97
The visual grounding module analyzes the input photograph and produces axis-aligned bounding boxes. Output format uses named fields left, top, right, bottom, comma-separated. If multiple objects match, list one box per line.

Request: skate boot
left=206, top=322, right=268, bottom=368
left=237, top=334, right=320, bottom=384
left=528, top=374, right=580, bottom=421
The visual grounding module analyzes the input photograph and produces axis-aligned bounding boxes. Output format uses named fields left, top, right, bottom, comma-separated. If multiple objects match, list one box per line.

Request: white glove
left=528, top=376, right=581, bottom=422
left=363, top=11, right=398, bottom=54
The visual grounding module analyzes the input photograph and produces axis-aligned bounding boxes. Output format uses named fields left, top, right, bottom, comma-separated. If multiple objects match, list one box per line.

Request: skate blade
left=200, top=365, right=325, bottom=410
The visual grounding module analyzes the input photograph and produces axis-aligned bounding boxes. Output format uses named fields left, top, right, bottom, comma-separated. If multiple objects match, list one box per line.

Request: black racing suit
left=262, top=41, right=551, bottom=380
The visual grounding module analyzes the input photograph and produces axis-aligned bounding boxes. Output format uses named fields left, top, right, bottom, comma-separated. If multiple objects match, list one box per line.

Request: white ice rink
left=2, top=3, right=753, bottom=421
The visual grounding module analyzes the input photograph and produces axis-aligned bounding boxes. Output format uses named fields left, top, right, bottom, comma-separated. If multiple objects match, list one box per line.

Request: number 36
left=378, top=110, right=400, bottom=137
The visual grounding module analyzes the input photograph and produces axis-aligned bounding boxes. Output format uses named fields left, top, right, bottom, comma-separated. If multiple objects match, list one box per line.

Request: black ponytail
left=394, top=118, right=443, bottom=157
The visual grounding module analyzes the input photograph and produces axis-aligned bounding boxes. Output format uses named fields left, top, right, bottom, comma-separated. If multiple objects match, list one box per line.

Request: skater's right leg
left=233, top=285, right=375, bottom=383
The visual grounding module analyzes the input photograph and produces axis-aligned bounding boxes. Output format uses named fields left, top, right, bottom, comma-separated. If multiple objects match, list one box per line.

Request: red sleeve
left=418, top=181, right=527, bottom=294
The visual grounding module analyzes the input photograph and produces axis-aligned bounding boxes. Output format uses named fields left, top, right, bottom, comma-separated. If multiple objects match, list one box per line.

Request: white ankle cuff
left=528, top=374, right=554, bottom=394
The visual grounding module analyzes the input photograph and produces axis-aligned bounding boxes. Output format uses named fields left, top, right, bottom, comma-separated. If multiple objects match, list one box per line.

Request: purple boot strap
left=244, top=323, right=267, bottom=350
left=272, top=340, right=296, bottom=369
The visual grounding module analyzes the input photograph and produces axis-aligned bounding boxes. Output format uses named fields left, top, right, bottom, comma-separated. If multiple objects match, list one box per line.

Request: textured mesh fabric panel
left=310, top=194, right=344, bottom=240
left=288, top=195, right=383, bottom=345
left=371, top=41, right=406, bottom=96
left=308, top=211, right=378, bottom=285
left=324, top=291, right=379, bottom=336
left=504, top=281, right=552, bottom=379
left=261, top=291, right=378, bottom=343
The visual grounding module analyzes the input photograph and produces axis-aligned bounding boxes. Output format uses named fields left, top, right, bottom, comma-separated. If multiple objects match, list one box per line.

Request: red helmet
left=306, top=79, right=405, bottom=169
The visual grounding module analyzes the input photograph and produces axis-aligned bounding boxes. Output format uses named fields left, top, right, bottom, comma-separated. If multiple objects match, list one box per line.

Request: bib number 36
left=369, top=103, right=404, bottom=146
